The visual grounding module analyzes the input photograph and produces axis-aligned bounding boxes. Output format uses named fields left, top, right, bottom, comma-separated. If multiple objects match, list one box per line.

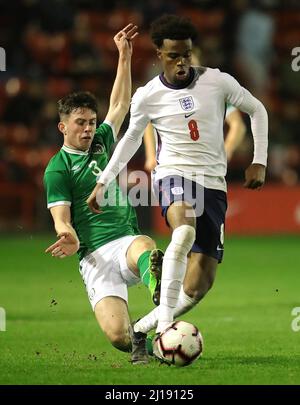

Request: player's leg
left=125, top=235, right=163, bottom=364
left=170, top=187, right=226, bottom=316
left=135, top=254, right=218, bottom=358
left=95, top=297, right=132, bottom=352
left=132, top=175, right=197, bottom=334
left=160, top=187, right=226, bottom=318
left=134, top=186, right=226, bottom=338
left=156, top=200, right=196, bottom=333
left=182, top=252, right=217, bottom=303
left=79, top=237, right=140, bottom=355
left=126, top=235, right=164, bottom=306
left=132, top=254, right=217, bottom=335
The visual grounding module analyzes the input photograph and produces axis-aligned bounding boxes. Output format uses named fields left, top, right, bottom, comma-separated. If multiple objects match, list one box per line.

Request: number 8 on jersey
left=188, top=119, right=200, bottom=141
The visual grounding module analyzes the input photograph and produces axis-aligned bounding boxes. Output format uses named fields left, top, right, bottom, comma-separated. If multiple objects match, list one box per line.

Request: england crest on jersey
left=179, top=96, right=194, bottom=111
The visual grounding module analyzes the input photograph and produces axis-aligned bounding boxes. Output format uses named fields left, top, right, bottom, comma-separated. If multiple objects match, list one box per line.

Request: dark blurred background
left=0, top=0, right=300, bottom=234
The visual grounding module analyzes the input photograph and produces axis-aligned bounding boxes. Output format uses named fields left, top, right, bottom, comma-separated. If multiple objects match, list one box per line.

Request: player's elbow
left=114, top=101, right=130, bottom=116
left=253, top=99, right=268, bottom=120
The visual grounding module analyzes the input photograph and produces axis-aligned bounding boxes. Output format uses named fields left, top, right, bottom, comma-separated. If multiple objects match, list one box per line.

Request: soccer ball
left=155, top=320, right=203, bottom=367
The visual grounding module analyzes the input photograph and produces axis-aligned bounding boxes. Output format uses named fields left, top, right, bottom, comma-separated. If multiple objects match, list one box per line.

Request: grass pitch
left=0, top=234, right=300, bottom=385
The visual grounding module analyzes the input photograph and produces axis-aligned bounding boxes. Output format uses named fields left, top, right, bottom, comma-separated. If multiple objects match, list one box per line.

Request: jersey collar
left=159, top=67, right=195, bottom=89
left=62, top=145, right=89, bottom=155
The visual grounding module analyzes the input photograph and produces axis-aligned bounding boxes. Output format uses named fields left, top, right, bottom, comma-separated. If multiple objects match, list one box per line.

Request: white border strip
left=48, top=201, right=71, bottom=209
left=103, top=120, right=117, bottom=141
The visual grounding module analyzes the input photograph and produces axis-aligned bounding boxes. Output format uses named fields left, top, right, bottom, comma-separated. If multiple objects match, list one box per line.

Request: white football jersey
left=99, top=67, right=268, bottom=192
left=130, top=67, right=251, bottom=191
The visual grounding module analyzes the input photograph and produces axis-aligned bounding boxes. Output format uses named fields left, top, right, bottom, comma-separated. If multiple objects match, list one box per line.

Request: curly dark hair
left=150, top=14, right=198, bottom=48
left=58, top=91, right=98, bottom=118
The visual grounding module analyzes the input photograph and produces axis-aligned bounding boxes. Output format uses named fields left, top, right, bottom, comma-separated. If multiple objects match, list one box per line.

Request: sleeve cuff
left=47, top=201, right=71, bottom=209
left=103, top=120, right=117, bottom=141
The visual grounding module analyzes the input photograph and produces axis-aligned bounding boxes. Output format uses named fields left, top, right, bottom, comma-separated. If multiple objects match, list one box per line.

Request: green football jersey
left=44, top=122, right=140, bottom=260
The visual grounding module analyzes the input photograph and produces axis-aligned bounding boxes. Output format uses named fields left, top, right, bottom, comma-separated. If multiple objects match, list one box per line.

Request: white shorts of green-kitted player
left=79, top=235, right=140, bottom=310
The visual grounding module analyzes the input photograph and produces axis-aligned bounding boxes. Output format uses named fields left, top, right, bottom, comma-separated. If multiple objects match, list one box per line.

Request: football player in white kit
left=87, top=15, right=268, bottom=363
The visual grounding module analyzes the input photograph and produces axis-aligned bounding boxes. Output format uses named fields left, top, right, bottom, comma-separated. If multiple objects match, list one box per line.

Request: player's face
left=59, top=108, right=97, bottom=151
left=157, top=39, right=193, bottom=85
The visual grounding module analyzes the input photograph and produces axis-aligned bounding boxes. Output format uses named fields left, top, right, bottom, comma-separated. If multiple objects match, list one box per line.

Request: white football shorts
left=79, top=235, right=141, bottom=310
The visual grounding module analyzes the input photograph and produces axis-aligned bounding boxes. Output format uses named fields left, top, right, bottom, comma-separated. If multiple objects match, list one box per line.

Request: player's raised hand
left=86, top=183, right=105, bottom=214
left=45, top=232, right=79, bottom=258
left=114, top=23, right=139, bottom=56
left=244, top=163, right=266, bottom=189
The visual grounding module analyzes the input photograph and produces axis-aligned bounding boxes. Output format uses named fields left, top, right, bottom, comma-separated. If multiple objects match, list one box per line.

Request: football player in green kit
left=44, top=24, right=162, bottom=364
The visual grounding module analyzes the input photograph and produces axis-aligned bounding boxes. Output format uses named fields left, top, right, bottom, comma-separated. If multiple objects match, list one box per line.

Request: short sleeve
left=94, top=122, right=116, bottom=154
left=44, top=170, right=72, bottom=209
left=225, top=103, right=237, bottom=118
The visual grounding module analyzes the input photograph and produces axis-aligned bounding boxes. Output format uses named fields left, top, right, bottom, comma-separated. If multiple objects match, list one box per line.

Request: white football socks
left=156, top=224, right=195, bottom=333
left=134, top=286, right=198, bottom=334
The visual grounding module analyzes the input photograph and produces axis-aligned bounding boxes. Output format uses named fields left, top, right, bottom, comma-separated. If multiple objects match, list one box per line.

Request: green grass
left=0, top=234, right=300, bottom=385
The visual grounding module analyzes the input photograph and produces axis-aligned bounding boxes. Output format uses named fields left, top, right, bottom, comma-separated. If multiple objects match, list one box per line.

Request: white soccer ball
left=156, top=320, right=203, bottom=367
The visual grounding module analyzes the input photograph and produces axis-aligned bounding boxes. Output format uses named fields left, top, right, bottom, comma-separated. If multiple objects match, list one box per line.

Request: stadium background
left=0, top=0, right=300, bottom=385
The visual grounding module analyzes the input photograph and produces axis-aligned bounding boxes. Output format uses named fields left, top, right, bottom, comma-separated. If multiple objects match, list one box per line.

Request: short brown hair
left=58, top=91, right=98, bottom=119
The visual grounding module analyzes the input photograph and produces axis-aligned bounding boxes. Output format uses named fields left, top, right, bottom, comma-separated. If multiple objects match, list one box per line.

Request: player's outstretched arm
left=105, top=24, right=138, bottom=135
left=87, top=29, right=149, bottom=212
left=220, top=73, right=268, bottom=188
left=144, top=123, right=157, bottom=172
left=239, top=93, right=268, bottom=190
left=87, top=76, right=149, bottom=213
left=45, top=206, right=80, bottom=258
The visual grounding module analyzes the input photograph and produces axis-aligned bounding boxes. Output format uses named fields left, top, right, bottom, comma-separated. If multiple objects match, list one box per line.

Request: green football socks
left=137, top=250, right=152, bottom=288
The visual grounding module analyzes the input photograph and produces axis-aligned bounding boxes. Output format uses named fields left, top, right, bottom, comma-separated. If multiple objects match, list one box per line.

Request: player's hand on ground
left=86, top=183, right=105, bottom=214
left=45, top=232, right=79, bottom=258
left=244, top=163, right=266, bottom=189
left=114, top=23, right=138, bottom=57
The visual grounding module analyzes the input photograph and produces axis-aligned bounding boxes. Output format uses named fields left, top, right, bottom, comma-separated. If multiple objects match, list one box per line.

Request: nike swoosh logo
left=217, top=246, right=224, bottom=251
left=185, top=112, right=195, bottom=118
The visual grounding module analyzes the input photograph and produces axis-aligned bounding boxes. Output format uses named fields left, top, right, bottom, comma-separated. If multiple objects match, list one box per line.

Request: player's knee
left=173, top=225, right=195, bottom=249
left=107, top=329, right=131, bottom=353
left=169, top=201, right=196, bottom=227
left=135, top=235, right=156, bottom=252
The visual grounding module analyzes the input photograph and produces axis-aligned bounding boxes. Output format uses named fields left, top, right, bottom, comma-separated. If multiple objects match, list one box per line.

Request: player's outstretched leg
left=148, top=249, right=164, bottom=306
left=157, top=224, right=196, bottom=333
